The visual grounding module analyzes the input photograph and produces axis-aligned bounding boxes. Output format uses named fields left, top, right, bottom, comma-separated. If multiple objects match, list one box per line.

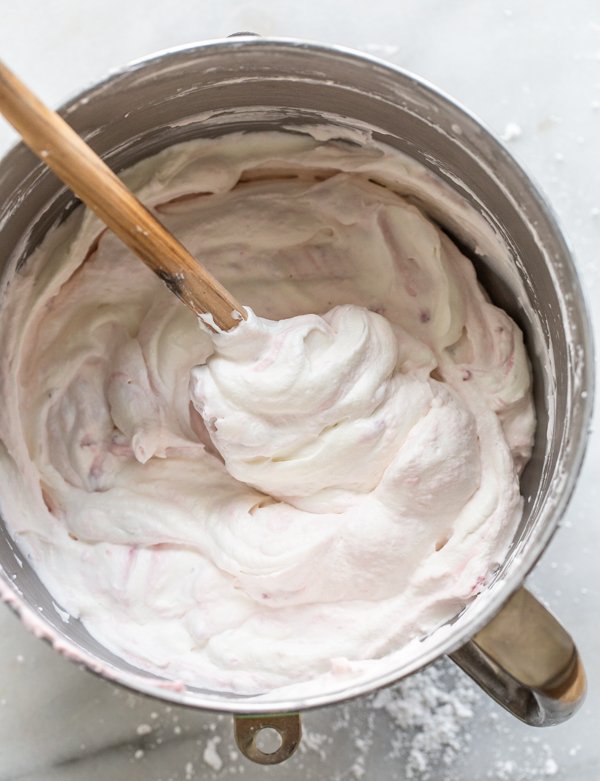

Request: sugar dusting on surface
left=74, top=658, right=565, bottom=780
left=297, top=661, right=564, bottom=780
left=368, top=663, right=479, bottom=778
left=139, top=658, right=561, bottom=781
left=203, top=736, right=223, bottom=772
left=0, top=650, right=574, bottom=779
left=501, top=122, right=523, bottom=142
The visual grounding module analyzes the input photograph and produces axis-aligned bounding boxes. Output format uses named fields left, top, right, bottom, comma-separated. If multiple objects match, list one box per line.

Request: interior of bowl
left=0, top=39, right=593, bottom=713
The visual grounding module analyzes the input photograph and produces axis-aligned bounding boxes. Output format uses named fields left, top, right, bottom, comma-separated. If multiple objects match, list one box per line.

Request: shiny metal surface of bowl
left=0, top=40, right=593, bottom=756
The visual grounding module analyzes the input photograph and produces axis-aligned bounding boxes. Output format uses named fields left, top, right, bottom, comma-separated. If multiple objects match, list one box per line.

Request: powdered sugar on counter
left=0, top=648, right=570, bottom=780
left=203, top=736, right=223, bottom=772
left=492, top=752, right=559, bottom=779
left=501, top=122, right=523, bottom=142
left=266, top=660, right=563, bottom=780
left=369, top=664, right=479, bottom=778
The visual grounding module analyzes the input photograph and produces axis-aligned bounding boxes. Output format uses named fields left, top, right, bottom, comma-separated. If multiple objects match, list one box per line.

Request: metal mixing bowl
left=0, top=38, right=593, bottom=764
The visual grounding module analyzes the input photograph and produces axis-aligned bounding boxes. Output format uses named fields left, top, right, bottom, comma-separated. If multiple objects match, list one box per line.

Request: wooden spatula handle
left=0, top=60, right=245, bottom=331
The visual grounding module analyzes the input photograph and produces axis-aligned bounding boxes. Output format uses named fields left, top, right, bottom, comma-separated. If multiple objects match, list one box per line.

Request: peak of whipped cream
left=192, top=305, right=413, bottom=510
left=0, top=131, right=534, bottom=695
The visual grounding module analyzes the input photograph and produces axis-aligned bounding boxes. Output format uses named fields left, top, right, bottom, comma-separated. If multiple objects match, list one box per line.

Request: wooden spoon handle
left=0, top=60, right=245, bottom=331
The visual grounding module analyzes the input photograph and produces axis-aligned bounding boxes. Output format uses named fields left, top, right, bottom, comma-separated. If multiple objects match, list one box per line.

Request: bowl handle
left=450, top=586, right=586, bottom=725
left=234, top=712, right=302, bottom=764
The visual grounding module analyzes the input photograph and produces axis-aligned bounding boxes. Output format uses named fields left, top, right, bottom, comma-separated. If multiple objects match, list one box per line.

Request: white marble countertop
left=0, top=2, right=599, bottom=779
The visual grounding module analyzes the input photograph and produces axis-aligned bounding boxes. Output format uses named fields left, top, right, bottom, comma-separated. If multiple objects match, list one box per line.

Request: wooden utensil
left=0, top=60, right=245, bottom=331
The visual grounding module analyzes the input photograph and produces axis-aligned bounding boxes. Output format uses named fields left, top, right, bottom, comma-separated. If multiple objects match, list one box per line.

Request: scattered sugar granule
left=136, top=723, right=152, bottom=735
left=184, top=761, right=195, bottom=779
left=501, top=122, right=522, bottom=141
left=301, top=730, right=330, bottom=760
left=495, top=759, right=518, bottom=779
left=133, top=749, right=144, bottom=760
left=203, top=736, right=223, bottom=772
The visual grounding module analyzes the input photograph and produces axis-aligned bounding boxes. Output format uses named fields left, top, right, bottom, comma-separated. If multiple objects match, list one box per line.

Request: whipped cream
left=0, top=131, right=535, bottom=694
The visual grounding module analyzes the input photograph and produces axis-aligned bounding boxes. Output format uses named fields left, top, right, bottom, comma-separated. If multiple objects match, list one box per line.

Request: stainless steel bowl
left=0, top=38, right=593, bottom=765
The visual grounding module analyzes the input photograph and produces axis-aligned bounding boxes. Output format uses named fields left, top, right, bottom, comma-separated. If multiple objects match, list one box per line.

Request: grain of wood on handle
left=0, top=60, right=245, bottom=331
